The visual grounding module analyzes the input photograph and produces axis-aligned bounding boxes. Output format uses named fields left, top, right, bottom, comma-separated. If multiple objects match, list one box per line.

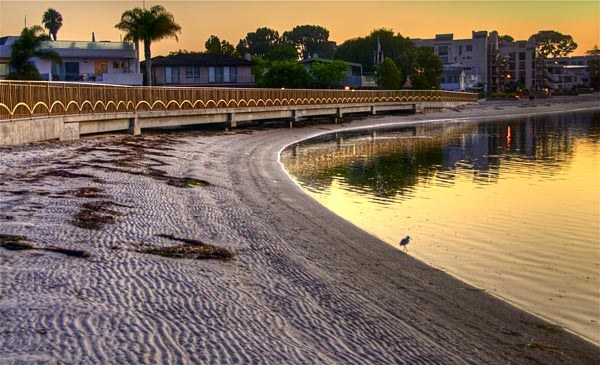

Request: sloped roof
left=148, top=53, right=252, bottom=67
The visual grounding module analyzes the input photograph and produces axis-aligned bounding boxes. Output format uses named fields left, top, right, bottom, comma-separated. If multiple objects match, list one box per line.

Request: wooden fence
left=0, top=80, right=478, bottom=121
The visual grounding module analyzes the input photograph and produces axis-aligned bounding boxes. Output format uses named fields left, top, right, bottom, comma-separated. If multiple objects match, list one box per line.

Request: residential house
left=0, top=36, right=142, bottom=85
left=144, top=53, right=254, bottom=87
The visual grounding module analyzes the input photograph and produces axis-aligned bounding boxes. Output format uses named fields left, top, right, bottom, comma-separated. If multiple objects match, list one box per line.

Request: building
left=414, top=30, right=598, bottom=92
left=144, top=53, right=254, bottom=87
left=495, top=37, right=538, bottom=90
left=413, top=31, right=489, bottom=91
left=546, top=55, right=600, bottom=91
left=299, top=56, right=376, bottom=89
left=0, top=36, right=142, bottom=85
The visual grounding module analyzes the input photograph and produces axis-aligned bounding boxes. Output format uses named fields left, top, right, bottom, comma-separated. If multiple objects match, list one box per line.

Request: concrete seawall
left=0, top=101, right=473, bottom=146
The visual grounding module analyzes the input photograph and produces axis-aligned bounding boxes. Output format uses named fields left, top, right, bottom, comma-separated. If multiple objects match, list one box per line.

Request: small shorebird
left=399, top=236, right=411, bottom=251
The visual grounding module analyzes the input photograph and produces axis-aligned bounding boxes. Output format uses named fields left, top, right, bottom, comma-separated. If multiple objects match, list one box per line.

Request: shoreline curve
left=0, top=96, right=598, bottom=364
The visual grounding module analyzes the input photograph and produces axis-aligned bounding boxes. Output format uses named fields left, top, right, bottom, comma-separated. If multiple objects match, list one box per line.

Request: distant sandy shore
left=0, top=96, right=599, bottom=364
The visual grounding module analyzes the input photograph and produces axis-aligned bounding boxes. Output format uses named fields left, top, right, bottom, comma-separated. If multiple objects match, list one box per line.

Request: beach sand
left=0, top=96, right=599, bottom=364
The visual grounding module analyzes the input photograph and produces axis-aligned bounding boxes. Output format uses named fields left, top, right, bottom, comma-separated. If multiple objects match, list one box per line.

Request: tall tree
left=7, top=26, right=61, bottom=80
left=376, top=58, right=402, bottom=90
left=42, top=8, right=63, bottom=41
left=236, top=27, right=280, bottom=57
left=284, top=25, right=331, bottom=59
left=309, top=60, right=348, bottom=88
left=264, top=44, right=298, bottom=61
left=204, top=35, right=237, bottom=56
left=115, top=7, right=144, bottom=74
left=115, top=5, right=181, bottom=86
left=531, top=30, right=577, bottom=58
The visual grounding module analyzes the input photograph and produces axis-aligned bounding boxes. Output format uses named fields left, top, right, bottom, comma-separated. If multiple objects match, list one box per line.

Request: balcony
left=42, top=72, right=143, bottom=86
left=41, top=41, right=134, bottom=51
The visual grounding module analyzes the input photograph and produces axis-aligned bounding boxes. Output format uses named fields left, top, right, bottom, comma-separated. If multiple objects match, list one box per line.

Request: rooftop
left=148, top=53, right=253, bottom=66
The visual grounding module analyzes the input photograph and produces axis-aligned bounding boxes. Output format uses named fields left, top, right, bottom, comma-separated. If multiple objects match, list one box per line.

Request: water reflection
left=284, top=113, right=597, bottom=199
left=281, top=111, right=600, bottom=344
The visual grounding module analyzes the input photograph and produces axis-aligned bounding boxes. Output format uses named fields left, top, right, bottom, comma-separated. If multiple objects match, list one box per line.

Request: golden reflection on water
left=282, top=114, right=600, bottom=344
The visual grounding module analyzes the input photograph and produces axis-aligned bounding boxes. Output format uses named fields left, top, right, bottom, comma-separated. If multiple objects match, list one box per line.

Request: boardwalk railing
left=0, top=80, right=478, bottom=121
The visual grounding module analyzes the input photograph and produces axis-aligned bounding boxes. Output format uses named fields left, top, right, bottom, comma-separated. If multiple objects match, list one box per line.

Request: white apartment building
left=0, top=36, right=142, bottom=85
left=414, top=30, right=597, bottom=92
left=413, top=31, right=490, bottom=91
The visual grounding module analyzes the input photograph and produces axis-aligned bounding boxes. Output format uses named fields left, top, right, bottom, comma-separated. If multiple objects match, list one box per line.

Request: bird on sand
left=399, top=236, right=411, bottom=251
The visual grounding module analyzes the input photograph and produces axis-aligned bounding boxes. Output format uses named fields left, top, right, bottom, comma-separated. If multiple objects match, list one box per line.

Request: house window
left=113, top=61, right=125, bottom=69
left=185, top=66, right=200, bottom=80
left=165, top=67, right=180, bottom=84
left=95, top=60, right=108, bottom=74
left=466, top=45, right=473, bottom=52
left=0, top=63, right=8, bottom=77
left=209, top=66, right=237, bottom=83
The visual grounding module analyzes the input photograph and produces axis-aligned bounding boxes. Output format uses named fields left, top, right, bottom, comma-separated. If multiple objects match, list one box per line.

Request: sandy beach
left=1, top=96, right=599, bottom=364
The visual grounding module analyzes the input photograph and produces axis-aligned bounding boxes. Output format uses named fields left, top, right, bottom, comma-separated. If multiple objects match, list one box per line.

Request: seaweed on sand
left=0, top=234, right=91, bottom=258
left=0, top=234, right=34, bottom=250
left=140, top=234, right=235, bottom=261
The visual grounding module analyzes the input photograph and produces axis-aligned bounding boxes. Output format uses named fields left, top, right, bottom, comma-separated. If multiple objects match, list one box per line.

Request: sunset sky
left=1, top=1, right=598, bottom=57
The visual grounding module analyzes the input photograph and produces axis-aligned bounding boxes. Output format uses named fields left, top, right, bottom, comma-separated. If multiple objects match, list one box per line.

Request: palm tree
left=115, top=7, right=144, bottom=75
left=42, top=8, right=63, bottom=41
left=7, top=26, right=61, bottom=80
left=115, top=5, right=181, bottom=86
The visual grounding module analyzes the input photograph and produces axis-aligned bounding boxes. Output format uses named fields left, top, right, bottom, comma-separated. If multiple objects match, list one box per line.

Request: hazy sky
left=1, top=1, right=598, bottom=57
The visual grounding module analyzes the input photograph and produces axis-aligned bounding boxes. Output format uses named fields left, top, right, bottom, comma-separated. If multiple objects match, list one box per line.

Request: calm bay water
left=281, top=111, right=600, bottom=344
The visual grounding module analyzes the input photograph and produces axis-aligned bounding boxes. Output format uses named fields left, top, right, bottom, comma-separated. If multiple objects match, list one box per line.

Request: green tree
left=264, top=44, right=298, bottom=61
left=115, top=7, right=143, bottom=74
left=411, top=47, right=442, bottom=89
left=204, top=35, right=237, bottom=56
left=42, top=8, right=63, bottom=41
left=310, top=60, right=348, bottom=88
left=531, top=30, right=577, bottom=58
left=376, top=58, right=402, bottom=90
left=283, top=25, right=332, bottom=59
left=586, top=45, right=600, bottom=56
left=115, top=5, right=181, bottom=86
left=499, top=35, right=514, bottom=43
left=258, top=61, right=311, bottom=88
left=336, top=29, right=441, bottom=89
left=7, top=26, right=61, bottom=80
left=236, top=27, right=281, bottom=57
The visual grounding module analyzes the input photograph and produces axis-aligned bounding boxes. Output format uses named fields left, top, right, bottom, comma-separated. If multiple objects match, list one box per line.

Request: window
left=0, top=63, right=8, bottom=77
left=94, top=60, right=108, bottom=74
left=185, top=66, right=200, bottom=80
left=466, top=45, right=473, bottom=52
left=209, top=66, right=237, bottom=83
left=519, top=52, right=526, bottom=61
left=165, top=67, right=180, bottom=84
left=113, top=61, right=125, bottom=69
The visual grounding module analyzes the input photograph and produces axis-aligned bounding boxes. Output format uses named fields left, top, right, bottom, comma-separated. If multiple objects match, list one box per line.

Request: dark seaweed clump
left=0, top=234, right=90, bottom=258
left=140, top=234, right=235, bottom=261
left=0, top=234, right=34, bottom=250
left=72, top=201, right=126, bottom=230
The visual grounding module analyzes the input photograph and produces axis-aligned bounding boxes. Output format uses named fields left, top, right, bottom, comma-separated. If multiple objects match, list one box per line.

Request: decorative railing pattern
left=0, top=81, right=478, bottom=121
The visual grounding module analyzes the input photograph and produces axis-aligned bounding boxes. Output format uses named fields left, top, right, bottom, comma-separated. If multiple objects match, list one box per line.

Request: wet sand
left=0, top=96, right=599, bottom=364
